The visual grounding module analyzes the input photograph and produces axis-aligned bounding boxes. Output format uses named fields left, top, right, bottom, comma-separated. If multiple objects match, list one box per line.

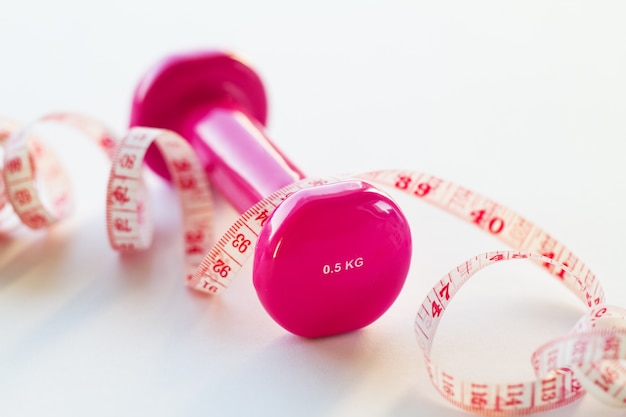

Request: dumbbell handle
left=130, top=51, right=305, bottom=212
left=180, top=104, right=304, bottom=212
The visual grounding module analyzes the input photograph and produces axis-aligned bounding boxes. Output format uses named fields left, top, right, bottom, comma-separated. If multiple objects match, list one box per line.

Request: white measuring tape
left=2, top=116, right=625, bottom=415
left=0, top=118, right=20, bottom=231
left=416, top=251, right=626, bottom=414
left=106, top=127, right=214, bottom=281
left=1, top=113, right=118, bottom=231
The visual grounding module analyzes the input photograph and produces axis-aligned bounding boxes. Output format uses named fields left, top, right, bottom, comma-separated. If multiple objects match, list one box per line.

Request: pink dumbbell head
left=131, top=50, right=412, bottom=337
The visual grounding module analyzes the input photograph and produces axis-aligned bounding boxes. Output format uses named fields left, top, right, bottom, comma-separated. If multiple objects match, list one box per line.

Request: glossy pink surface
left=186, top=106, right=303, bottom=212
left=130, top=50, right=414, bottom=337
left=253, top=181, right=412, bottom=338
left=130, top=50, right=304, bottom=212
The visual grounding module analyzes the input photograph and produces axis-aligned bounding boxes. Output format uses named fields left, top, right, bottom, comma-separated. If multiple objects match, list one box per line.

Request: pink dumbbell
left=130, top=50, right=412, bottom=337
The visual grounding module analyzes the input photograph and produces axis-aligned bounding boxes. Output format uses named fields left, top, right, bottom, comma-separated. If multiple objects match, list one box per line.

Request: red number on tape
left=4, top=113, right=626, bottom=415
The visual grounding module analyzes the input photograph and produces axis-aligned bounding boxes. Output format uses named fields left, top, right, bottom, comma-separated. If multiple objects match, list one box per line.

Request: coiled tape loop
left=3, top=117, right=625, bottom=415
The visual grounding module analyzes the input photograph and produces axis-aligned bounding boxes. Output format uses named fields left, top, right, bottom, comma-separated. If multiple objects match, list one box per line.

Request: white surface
left=2, top=1, right=626, bottom=416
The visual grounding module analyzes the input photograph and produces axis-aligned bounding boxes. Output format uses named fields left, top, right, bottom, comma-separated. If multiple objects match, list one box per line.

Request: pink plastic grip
left=130, top=50, right=413, bottom=337
left=131, top=50, right=304, bottom=212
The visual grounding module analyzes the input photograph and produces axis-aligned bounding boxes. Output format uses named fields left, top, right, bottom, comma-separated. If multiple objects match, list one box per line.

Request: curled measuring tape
left=106, top=127, right=214, bottom=281
left=418, top=251, right=626, bottom=414
left=95, top=125, right=626, bottom=413
left=182, top=168, right=625, bottom=414
left=5, top=113, right=626, bottom=414
left=4, top=50, right=626, bottom=415
left=0, top=118, right=20, bottom=229
left=1, top=113, right=119, bottom=231
left=122, top=51, right=624, bottom=415
left=1, top=114, right=214, bottom=285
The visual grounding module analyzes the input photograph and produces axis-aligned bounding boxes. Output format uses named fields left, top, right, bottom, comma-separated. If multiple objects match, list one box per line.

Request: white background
left=2, top=1, right=626, bottom=416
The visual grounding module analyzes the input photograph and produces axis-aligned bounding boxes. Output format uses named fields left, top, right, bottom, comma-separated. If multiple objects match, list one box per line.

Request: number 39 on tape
left=3, top=114, right=626, bottom=416
left=189, top=168, right=626, bottom=414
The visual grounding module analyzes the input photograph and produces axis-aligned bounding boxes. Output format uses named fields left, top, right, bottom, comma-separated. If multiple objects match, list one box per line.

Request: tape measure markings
left=416, top=250, right=626, bottom=414
left=106, top=127, right=214, bottom=281
left=40, top=112, right=119, bottom=160
left=192, top=168, right=591, bottom=296
left=3, top=131, right=65, bottom=229
left=370, top=169, right=603, bottom=307
left=0, top=119, right=21, bottom=232
left=187, top=166, right=623, bottom=413
left=0, top=118, right=19, bottom=221
left=189, top=176, right=346, bottom=293
left=3, top=115, right=625, bottom=414
left=2, top=113, right=119, bottom=230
